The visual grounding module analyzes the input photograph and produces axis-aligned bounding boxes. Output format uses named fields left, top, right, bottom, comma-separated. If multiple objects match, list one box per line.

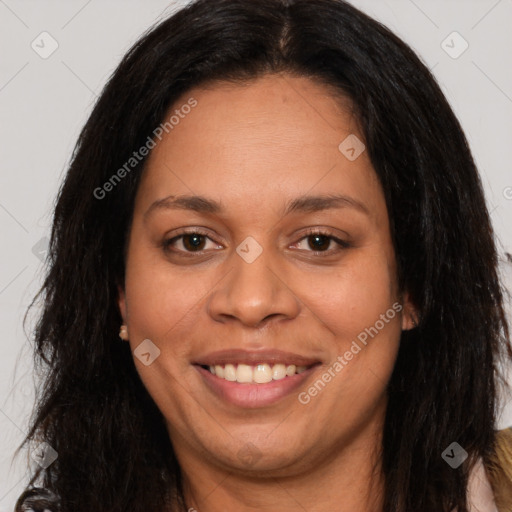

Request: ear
left=400, top=291, right=419, bottom=331
left=117, top=284, right=127, bottom=324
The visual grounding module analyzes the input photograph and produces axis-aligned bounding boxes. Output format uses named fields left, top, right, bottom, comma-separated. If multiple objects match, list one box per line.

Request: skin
left=118, top=72, right=416, bottom=512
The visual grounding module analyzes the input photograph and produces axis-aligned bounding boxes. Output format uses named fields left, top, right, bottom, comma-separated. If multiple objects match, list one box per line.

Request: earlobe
left=117, top=285, right=130, bottom=341
left=117, top=284, right=127, bottom=323
left=119, top=324, right=129, bottom=341
left=400, top=291, right=419, bottom=331
left=401, top=313, right=418, bottom=331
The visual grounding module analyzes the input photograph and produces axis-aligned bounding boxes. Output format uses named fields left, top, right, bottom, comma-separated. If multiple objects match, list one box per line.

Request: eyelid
left=161, top=227, right=351, bottom=257
left=298, top=228, right=351, bottom=249
left=162, top=228, right=222, bottom=254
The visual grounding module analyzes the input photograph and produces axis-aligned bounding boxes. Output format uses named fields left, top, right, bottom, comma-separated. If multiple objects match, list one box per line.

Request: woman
left=13, top=0, right=512, bottom=510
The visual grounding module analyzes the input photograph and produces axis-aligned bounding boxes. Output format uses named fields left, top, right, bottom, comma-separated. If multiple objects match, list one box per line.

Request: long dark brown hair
left=14, top=0, right=512, bottom=510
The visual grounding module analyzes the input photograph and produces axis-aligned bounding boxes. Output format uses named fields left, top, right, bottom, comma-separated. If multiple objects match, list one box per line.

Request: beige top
left=467, top=459, right=499, bottom=512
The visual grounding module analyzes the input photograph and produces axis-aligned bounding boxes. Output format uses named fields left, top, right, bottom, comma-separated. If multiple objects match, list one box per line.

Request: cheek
left=295, top=254, right=401, bottom=428
left=294, top=246, right=402, bottom=403
left=124, top=246, right=213, bottom=343
left=292, top=249, right=399, bottom=342
left=123, top=249, right=204, bottom=419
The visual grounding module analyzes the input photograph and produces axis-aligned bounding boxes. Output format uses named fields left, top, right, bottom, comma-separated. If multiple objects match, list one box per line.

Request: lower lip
left=195, top=365, right=318, bottom=408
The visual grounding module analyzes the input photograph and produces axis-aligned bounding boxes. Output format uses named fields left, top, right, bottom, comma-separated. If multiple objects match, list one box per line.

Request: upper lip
left=193, top=349, right=321, bottom=367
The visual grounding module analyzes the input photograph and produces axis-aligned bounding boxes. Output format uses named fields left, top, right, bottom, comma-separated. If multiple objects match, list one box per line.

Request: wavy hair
left=14, top=0, right=511, bottom=510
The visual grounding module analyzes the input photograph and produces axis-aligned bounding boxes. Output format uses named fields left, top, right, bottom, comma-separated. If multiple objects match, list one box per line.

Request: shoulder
left=485, top=427, right=512, bottom=512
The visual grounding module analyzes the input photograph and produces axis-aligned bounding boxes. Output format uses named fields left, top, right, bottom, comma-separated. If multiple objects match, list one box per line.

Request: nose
left=206, top=241, right=301, bottom=328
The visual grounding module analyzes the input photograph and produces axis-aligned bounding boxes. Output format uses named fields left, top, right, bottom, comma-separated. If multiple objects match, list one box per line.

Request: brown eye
left=181, top=233, right=206, bottom=251
left=162, top=229, right=222, bottom=256
left=293, top=229, right=351, bottom=255
left=307, top=234, right=331, bottom=252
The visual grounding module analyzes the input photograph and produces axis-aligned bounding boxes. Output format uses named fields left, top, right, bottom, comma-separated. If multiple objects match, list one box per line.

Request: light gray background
left=1, top=0, right=511, bottom=509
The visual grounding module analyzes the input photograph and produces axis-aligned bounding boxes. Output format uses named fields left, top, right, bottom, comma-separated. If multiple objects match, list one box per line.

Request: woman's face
left=118, top=73, right=415, bottom=477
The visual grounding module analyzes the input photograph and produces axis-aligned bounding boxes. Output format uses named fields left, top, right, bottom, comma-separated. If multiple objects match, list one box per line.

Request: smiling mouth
left=199, top=363, right=316, bottom=384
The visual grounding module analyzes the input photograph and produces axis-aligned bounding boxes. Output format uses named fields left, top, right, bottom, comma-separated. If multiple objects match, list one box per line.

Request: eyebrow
left=143, top=193, right=370, bottom=222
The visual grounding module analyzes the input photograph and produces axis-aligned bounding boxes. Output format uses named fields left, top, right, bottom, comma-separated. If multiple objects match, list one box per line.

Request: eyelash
left=162, top=228, right=351, bottom=257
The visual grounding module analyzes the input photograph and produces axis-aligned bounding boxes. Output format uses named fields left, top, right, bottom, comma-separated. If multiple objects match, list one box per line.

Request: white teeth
left=286, top=365, right=296, bottom=376
left=206, top=362, right=310, bottom=383
left=215, top=365, right=225, bottom=378
left=272, top=364, right=287, bottom=380
left=236, top=364, right=253, bottom=383
left=253, top=364, right=272, bottom=383
left=224, top=364, right=237, bottom=381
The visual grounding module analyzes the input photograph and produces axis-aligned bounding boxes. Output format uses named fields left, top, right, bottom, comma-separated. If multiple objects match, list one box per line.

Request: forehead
left=134, top=73, right=383, bottom=219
